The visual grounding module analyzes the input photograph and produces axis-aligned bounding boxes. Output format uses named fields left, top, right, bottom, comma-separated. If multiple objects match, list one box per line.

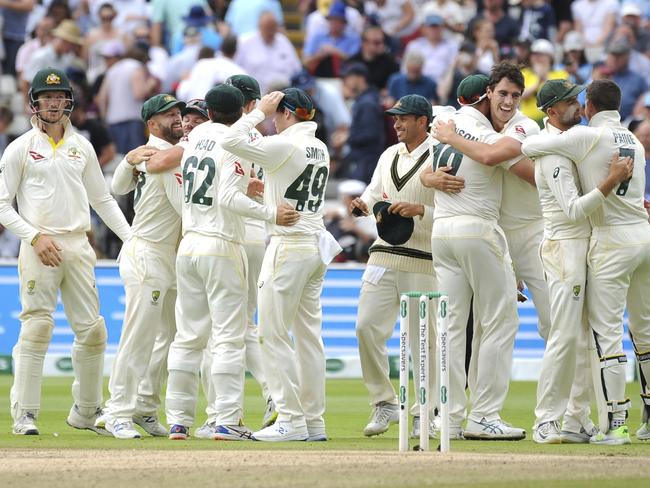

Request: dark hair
left=209, top=108, right=243, bottom=125
left=586, top=79, right=621, bottom=112
left=488, top=61, right=525, bottom=92
left=0, top=105, right=14, bottom=125
left=198, top=46, right=214, bottom=60
left=221, top=35, right=237, bottom=58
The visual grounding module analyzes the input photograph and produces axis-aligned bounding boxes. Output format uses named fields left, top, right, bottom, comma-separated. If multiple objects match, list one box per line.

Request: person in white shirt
left=0, top=68, right=131, bottom=435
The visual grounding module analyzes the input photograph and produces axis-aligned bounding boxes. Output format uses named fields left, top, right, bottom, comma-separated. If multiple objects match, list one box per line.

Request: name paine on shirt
left=612, top=132, right=635, bottom=146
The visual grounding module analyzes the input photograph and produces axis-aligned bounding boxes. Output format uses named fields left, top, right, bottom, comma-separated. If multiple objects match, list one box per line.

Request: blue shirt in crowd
left=387, top=73, right=438, bottom=103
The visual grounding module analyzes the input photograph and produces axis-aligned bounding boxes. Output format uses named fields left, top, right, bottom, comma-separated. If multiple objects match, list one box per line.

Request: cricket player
left=165, top=84, right=297, bottom=440
left=181, top=99, right=209, bottom=137
left=222, top=88, right=340, bottom=442
left=528, top=80, right=634, bottom=444
left=422, top=74, right=531, bottom=440
left=522, top=79, right=650, bottom=445
left=349, top=95, right=464, bottom=439
left=0, top=68, right=131, bottom=435
left=97, top=94, right=186, bottom=439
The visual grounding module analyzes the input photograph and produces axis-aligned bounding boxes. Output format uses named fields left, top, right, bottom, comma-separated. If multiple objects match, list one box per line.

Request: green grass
left=1, top=376, right=649, bottom=455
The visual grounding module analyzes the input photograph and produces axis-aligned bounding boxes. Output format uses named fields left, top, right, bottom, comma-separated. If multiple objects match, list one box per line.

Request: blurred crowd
left=0, top=0, right=649, bottom=262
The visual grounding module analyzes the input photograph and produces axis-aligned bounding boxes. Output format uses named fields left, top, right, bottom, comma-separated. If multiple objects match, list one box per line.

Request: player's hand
left=33, top=234, right=62, bottom=267
left=275, top=203, right=300, bottom=226
left=259, top=91, right=285, bottom=118
left=126, top=146, right=158, bottom=165
left=349, top=197, right=369, bottom=217
left=609, top=154, right=633, bottom=183
left=388, top=202, right=424, bottom=218
left=431, top=120, right=457, bottom=143
left=247, top=178, right=264, bottom=199
left=516, top=281, right=528, bottom=302
left=420, top=166, right=465, bottom=192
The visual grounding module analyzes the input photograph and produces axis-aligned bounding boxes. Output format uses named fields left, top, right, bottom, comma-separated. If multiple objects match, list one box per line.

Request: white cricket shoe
left=636, top=422, right=650, bottom=440
left=306, top=419, right=327, bottom=441
left=13, top=411, right=39, bottom=435
left=66, top=405, right=111, bottom=436
left=411, top=415, right=439, bottom=439
left=560, top=424, right=598, bottom=444
left=195, top=420, right=217, bottom=439
left=533, top=421, right=562, bottom=444
left=262, top=397, right=278, bottom=428
left=252, top=421, right=309, bottom=442
left=133, top=414, right=167, bottom=437
left=212, top=423, right=253, bottom=441
left=363, top=401, right=399, bottom=437
left=463, top=417, right=526, bottom=440
left=106, top=418, right=141, bottom=439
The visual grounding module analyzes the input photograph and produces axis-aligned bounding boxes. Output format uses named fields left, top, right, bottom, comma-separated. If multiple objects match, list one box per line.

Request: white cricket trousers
left=257, top=235, right=327, bottom=428
left=535, top=238, right=592, bottom=428
left=165, top=232, right=248, bottom=427
left=11, top=233, right=106, bottom=420
left=431, top=216, right=519, bottom=428
left=105, top=237, right=176, bottom=420
left=587, top=224, right=650, bottom=417
left=356, top=266, right=437, bottom=414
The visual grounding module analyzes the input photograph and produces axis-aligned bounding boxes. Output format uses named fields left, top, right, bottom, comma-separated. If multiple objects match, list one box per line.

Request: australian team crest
left=151, top=290, right=160, bottom=304
left=572, top=285, right=581, bottom=300
left=27, top=280, right=36, bottom=295
left=67, top=146, right=81, bottom=160
left=45, top=73, right=61, bottom=85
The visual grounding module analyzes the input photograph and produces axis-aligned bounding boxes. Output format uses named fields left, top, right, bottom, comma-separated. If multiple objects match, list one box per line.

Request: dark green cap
left=385, top=94, right=433, bottom=122
left=279, top=87, right=315, bottom=121
left=456, top=74, right=489, bottom=106
left=30, top=68, right=73, bottom=97
left=141, top=94, right=185, bottom=122
left=226, top=74, right=261, bottom=101
left=373, top=201, right=414, bottom=246
left=205, top=83, right=245, bottom=113
left=537, top=79, right=585, bottom=111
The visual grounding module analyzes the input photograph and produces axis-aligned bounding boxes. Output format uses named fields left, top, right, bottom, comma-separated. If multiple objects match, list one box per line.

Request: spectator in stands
left=387, top=51, right=438, bottom=104
left=0, top=104, right=14, bottom=155
left=165, top=26, right=203, bottom=93
left=151, top=0, right=209, bottom=50
left=177, top=35, right=244, bottom=101
left=471, top=18, right=499, bottom=74
left=170, top=4, right=222, bottom=55
left=84, top=3, right=127, bottom=84
left=347, top=25, right=399, bottom=91
left=87, top=0, right=149, bottom=33
left=340, top=62, right=385, bottom=183
left=304, top=0, right=364, bottom=50
left=364, top=0, right=420, bottom=50
left=46, top=0, right=72, bottom=26
left=620, top=3, right=650, bottom=53
left=225, top=0, right=283, bottom=36
left=608, top=23, right=650, bottom=80
left=303, top=1, right=361, bottom=78
left=0, top=224, right=20, bottom=258
left=562, top=31, right=591, bottom=85
left=520, top=38, right=569, bottom=124
left=517, top=0, right=557, bottom=42
left=15, top=16, right=54, bottom=83
left=632, top=120, right=650, bottom=198
left=604, top=37, right=648, bottom=120
left=571, top=0, right=619, bottom=63
left=235, top=11, right=301, bottom=93
left=437, top=40, right=481, bottom=107
left=402, top=14, right=458, bottom=84
left=69, top=99, right=116, bottom=168
left=420, top=0, right=468, bottom=41
left=1, top=0, right=33, bottom=77
left=468, top=0, right=519, bottom=48
left=130, top=22, right=170, bottom=87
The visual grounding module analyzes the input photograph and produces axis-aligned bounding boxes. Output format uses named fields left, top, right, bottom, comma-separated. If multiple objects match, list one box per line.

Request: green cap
left=226, top=74, right=261, bottom=101
left=537, top=79, right=585, bottom=111
left=279, top=87, right=315, bottom=121
left=385, top=94, right=433, bottom=122
left=456, top=74, right=489, bottom=106
left=141, top=94, right=185, bottom=122
left=30, top=68, right=73, bottom=97
left=205, top=83, right=244, bottom=113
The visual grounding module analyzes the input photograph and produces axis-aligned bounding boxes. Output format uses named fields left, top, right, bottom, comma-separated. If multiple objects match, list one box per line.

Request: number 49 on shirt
left=284, top=163, right=328, bottom=212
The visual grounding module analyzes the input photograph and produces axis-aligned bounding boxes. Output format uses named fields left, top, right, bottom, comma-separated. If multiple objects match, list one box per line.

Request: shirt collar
left=279, top=121, right=318, bottom=138
left=30, top=115, right=75, bottom=139
left=397, top=134, right=433, bottom=158
left=588, top=110, right=621, bottom=128
left=542, top=117, right=564, bottom=135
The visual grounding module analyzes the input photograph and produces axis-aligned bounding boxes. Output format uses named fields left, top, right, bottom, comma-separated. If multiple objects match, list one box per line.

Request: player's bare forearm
left=388, top=202, right=424, bottom=218
left=146, top=146, right=184, bottom=174
left=509, top=158, right=536, bottom=186
left=126, top=145, right=158, bottom=166
left=420, top=166, right=464, bottom=192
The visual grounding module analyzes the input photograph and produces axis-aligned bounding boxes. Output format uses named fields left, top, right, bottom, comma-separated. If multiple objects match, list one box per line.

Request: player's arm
left=420, top=165, right=465, bottom=192
left=144, top=145, right=185, bottom=174
left=161, top=170, right=184, bottom=216
left=111, top=156, right=139, bottom=195
left=350, top=152, right=387, bottom=217
left=506, top=157, right=536, bottom=186
left=521, top=127, right=594, bottom=163
left=83, top=143, right=131, bottom=242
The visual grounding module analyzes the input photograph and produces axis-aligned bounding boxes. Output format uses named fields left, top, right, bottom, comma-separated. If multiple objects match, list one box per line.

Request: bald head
left=259, top=11, right=278, bottom=44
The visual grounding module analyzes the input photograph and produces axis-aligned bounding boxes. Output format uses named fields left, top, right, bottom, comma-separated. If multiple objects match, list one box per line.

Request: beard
left=160, top=124, right=183, bottom=144
left=559, top=104, right=581, bottom=127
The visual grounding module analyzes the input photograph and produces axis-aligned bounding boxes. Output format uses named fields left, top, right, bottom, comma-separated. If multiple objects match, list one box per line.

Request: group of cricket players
left=1, top=59, right=648, bottom=446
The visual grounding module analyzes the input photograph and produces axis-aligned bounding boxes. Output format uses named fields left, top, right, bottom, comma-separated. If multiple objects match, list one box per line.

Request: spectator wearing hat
left=304, top=0, right=364, bottom=51
left=84, top=3, right=128, bottom=84
left=402, top=14, right=459, bottom=84
left=521, top=39, right=569, bottom=124
left=170, top=4, right=222, bottom=55
left=1, top=0, right=33, bottom=76
left=517, top=0, right=557, bottom=43
left=620, top=3, right=650, bottom=53
left=340, top=62, right=385, bottom=183
left=386, top=51, right=438, bottom=105
left=467, top=0, right=520, bottom=48
left=165, top=26, right=204, bottom=93
left=571, top=0, right=619, bottom=63
left=604, top=37, right=648, bottom=120
left=561, top=31, right=592, bottom=85
left=225, top=0, right=283, bottom=36
left=235, top=11, right=301, bottom=94
left=303, top=1, right=361, bottom=78
left=347, top=25, right=400, bottom=91
left=419, top=0, right=468, bottom=42
left=151, top=0, right=210, bottom=50
left=608, top=23, right=650, bottom=80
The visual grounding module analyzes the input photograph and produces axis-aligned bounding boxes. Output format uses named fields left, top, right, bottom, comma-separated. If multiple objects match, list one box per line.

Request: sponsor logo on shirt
left=382, top=192, right=389, bottom=200
left=553, top=167, right=560, bottom=178
left=0, top=163, right=4, bottom=174
left=514, top=125, right=526, bottom=135
left=28, top=150, right=45, bottom=161
left=234, top=161, right=244, bottom=176
left=174, top=172, right=183, bottom=186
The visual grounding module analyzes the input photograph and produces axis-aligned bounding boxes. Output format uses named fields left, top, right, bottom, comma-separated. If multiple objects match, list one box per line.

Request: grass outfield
left=1, top=377, right=649, bottom=487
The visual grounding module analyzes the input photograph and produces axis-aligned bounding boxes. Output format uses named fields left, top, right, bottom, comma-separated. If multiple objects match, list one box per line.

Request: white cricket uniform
left=522, top=110, right=650, bottom=423
left=165, top=121, right=276, bottom=427
left=0, top=118, right=130, bottom=420
left=222, top=108, right=337, bottom=435
left=356, top=136, right=437, bottom=415
left=106, top=134, right=183, bottom=421
left=431, top=106, right=521, bottom=428
left=532, top=120, right=608, bottom=431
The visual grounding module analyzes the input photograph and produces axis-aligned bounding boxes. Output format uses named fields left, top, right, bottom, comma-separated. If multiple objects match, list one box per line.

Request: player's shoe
left=66, top=405, right=111, bottom=436
left=262, top=397, right=278, bottom=428
left=212, top=422, right=253, bottom=441
left=411, top=415, right=440, bottom=439
left=560, top=424, right=598, bottom=444
left=194, top=420, right=217, bottom=439
left=590, top=426, right=631, bottom=445
left=636, top=422, right=650, bottom=440
left=463, top=417, right=526, bottom=440
left=363, top=401, right=399, bottom=437
left=133, top=414, right=167, bottom=437
left=13, top=411, right=39, bottom=435
left=533, top=421, right=562, bottom=444
left=106, top=418, right=141, bottom=439
left=306, top=419, right=328, bottom=441
left=251, top=421, right=309, bottom=441
left=168, top=424, right=189, bottom=440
